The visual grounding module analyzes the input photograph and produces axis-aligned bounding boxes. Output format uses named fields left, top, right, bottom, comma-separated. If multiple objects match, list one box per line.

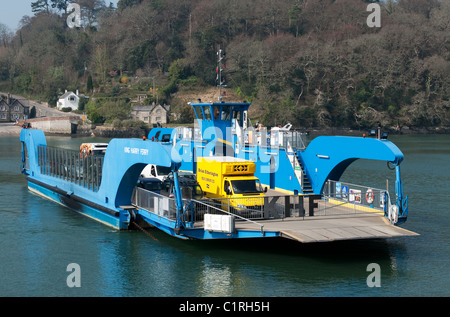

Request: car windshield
left=231, top=179, right=263, bottom=194
left=157, top=166, right=171, bottom=176
left=142, top=181, right=162, bottom=191
left=179, top=184, right=203, bottom=199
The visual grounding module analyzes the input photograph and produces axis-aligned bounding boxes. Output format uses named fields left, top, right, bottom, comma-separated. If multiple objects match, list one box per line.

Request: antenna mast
left=217, top=47, right=227, bottom=101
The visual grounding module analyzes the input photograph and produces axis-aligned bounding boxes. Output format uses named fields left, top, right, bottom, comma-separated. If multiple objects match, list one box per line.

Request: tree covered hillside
left=0, top=0, right=449, bottom=130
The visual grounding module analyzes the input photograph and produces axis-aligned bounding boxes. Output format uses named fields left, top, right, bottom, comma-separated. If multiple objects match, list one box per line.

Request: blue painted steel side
left=395, top=164, right=408, bottom=222
left=135, top=206, right=280, bottom=240
left=135, top=208, right=190, bottom=240
left=20, top=129, right=184, bottom=230
left=99, top=137, right=181, bottom=208
left=28, top=181, right=125, bottom=229
left=179, top=228, right=279, bottom=240
left=148, top=127, right=176, bottom=142
left=298, top=136, right=404, bottom=194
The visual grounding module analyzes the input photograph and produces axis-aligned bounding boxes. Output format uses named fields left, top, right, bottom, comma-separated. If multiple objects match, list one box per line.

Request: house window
left=1, top=114, right=6, bottom=119
left=69, top=96, right=75, bottom=101
left=156, top=109, right=161, bottom=114
left=156, top=117, right=161, bottom=122
left=144, top=117, right=149, bottom=122
left=0, top=105, right=5, bottom=111
left=14, top=106, right=19, bottom=111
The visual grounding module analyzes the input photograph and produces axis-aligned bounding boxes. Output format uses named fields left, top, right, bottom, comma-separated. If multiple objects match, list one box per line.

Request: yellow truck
left=196, top=156, right=266, bottom=214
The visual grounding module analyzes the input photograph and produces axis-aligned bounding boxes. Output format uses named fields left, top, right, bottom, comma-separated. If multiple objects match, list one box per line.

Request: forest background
left=0, top=0, right=449, bottom=131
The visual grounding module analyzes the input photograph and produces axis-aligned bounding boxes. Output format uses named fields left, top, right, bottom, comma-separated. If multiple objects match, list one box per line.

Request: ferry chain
left=132, top=221, right=159, bottom=242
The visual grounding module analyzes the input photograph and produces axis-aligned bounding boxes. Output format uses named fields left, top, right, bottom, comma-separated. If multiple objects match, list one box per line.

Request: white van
left=140, top=164, right=171, bottom=181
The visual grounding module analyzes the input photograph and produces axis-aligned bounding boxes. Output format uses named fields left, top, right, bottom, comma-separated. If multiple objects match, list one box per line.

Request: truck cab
left=224, top=178, right=266, bottom=196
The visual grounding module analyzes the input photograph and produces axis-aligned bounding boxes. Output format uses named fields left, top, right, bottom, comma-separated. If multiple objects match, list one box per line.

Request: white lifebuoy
left=365, top=189, right=374, bottom=204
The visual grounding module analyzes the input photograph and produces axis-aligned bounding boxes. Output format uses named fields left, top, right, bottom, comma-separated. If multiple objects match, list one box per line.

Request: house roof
left=0, top=98, right=28, bottom=108
left=59, top=91, right=78, bottom=99
left=132, top=104, right=170, bottom=112
left=11, top=99, right=29, bottom=108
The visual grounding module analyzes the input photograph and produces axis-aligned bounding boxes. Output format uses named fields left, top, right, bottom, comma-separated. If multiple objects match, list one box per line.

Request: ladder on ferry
left=295, top=153, right=314, bottom=194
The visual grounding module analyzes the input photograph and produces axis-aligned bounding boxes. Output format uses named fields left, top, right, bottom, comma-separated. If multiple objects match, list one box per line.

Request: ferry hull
left=27, top=178, right=129, bottom=230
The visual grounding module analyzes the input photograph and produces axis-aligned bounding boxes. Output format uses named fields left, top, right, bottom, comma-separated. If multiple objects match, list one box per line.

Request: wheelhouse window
left=193, top=105, right=203, bottom=119
left=203, top=106, right=212, bottom=120
left=221, top=107, right=231, bottom=121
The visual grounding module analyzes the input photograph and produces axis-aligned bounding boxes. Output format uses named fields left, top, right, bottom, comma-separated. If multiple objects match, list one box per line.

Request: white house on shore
left=57, top=90, right=79, bottom=111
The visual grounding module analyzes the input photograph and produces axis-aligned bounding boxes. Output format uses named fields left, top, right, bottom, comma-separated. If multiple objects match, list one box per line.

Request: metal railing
left=132, top=187, right=307, bottom=226
left=132, top=187, right=178, bottom=220
left=37, top=145, right=104, bottom=191
left=244, top=127, right=308, bottom=150
left=321, top=180, right=387, bottom=216
left=132, top=184, right=393, bottom=234
left=205, top=195, right=306, bottom=219
left=173, top=125, right=308, bottom=151
left=183, top=199, right=265, bottom=233
left=132, top=187, right=267, bottom=232
left=281, top=131, right=308, bottom=150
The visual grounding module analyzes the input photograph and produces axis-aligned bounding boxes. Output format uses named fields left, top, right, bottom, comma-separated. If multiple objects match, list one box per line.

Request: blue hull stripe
left=28, top=179, right=127, bottom=230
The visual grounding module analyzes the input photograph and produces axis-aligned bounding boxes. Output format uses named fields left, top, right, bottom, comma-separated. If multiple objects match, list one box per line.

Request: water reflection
left=145, top=234, right=402, bottom=296
left=197, top=257, right=233, bottom=296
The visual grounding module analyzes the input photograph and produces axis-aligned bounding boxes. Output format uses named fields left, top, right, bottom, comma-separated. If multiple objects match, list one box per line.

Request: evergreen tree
left=87, top=75, right=93, bottom=93
left=31, top=0, right=50, bottom=13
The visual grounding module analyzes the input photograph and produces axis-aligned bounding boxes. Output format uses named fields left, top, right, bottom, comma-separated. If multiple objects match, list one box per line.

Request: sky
left=0, top=0, right=120, bottom=32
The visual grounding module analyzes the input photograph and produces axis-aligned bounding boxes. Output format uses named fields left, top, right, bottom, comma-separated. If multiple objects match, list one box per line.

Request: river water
left=0, top=134, right=448, bottom=299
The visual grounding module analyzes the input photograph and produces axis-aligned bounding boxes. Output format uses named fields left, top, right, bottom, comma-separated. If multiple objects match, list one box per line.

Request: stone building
left=131, top=103, right=170, bottom=125
left=0, top=94, right=29, bottom=122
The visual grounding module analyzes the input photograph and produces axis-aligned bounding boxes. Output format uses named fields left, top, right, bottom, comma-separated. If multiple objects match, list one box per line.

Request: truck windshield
left=231, top=180, right=264, bottom=194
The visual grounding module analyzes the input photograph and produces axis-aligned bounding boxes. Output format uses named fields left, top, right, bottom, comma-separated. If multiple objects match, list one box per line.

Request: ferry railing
left=242, top=128, right=308, bottom=151
left=183, top=199, right=266, bottom=234
left=203, top=195, right=305, bottom=220
left=132, top=187, right=179, bottom=220
left=37, top=145, right=104, bottom=192
left=321, top=180, right=387, bottom=216
left=282, top=131, right=307, bottom=150
left=132, top=187, right=266, bottom=232
left=133, top=186, right=389, bottom=233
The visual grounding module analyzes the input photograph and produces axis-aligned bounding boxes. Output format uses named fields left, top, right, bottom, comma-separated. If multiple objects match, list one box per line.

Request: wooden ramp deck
left=235, top=213, right=419, bottom=243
